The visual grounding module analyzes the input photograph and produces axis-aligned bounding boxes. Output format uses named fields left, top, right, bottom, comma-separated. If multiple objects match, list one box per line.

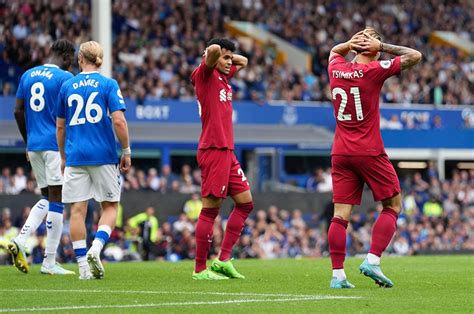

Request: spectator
left=127, top=206, right=159, bottom=261
left=183, top=193, right=202, bottom=221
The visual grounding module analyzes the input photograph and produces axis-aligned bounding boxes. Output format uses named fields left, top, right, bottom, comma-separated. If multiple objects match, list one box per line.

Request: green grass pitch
left=0, top=256, right=472, bottom=313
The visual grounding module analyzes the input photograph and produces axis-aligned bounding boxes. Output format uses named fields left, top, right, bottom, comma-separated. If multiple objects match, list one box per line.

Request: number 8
left=30, top=82, right=45, bottom=112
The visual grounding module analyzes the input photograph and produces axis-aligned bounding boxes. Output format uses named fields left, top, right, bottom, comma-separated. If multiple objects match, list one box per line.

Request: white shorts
left=62, top=164, right=121, bottom=203
left=28, top=151, right=63, bottom=189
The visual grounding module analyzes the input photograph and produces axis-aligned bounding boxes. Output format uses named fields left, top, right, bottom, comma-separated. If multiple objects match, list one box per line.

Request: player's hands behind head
left=349, top=31, right=367, bottom=53
left=358, top=31, right=382, bottom=56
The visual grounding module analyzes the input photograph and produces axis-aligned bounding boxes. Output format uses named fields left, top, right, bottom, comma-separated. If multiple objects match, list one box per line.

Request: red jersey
left=191, top=59, right=237, bottom=150
left=328, top=54, right=401, bottom=156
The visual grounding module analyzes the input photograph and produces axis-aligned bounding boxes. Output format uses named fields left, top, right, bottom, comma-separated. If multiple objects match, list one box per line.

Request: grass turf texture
left=0, top=256, right=472, bottom=313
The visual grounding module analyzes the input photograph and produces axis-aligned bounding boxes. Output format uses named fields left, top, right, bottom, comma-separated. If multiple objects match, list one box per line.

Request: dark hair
left=51, top=39, right=75, bottom=57
left=206, top=38, right=236, bottom=52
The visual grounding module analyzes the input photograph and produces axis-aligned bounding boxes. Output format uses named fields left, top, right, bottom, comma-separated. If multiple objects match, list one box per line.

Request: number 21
left=332, top=87, right=364, bottom=121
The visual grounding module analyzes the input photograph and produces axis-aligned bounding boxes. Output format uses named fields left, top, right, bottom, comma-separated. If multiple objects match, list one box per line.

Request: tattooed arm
left=359, top=32, right=422, bottom=70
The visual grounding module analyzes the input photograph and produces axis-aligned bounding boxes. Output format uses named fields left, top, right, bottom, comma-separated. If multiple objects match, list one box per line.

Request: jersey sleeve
left=55, top=83, right=67, bottom=119
left=107, top=79, right=126, bottom=113
left=15, top=74, right=26, bottom=99
left=191, top=59, right=214, bottom=84
left=367, top=56, right=401, bottom=83
left=227, top=64, right=237, bottom=79
left=328, top=53, right=347, bottom=71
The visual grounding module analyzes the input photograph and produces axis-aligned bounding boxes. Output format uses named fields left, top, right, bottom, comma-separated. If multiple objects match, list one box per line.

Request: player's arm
left=111, top=110, right=131, bottom=174
left=329, top=31, right=365, bottom=60
left=14, top=98, right=27, bottom=144
left=56, top=117, right=66, bottom=172
left=204, top=44, right=222, bottom=69
left=232, top=54, right=248, bottom=72
left=359, top=32, right=422, bottom=71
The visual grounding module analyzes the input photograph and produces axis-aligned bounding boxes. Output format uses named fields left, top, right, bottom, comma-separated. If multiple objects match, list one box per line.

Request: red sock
left=195, top=207, right=219, bottom=273
left=220, top=202, right=253, bottom=261
left=328, top=217, right=348, bottom=269
left=369, top=208, right=398, bottom=257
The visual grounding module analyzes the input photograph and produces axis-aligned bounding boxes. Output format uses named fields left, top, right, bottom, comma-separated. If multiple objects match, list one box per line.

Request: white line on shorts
left=0, top=296, right=361, bottom=312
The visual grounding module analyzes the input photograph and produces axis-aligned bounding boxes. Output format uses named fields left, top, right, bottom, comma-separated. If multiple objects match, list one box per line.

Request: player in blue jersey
left=2, top=39, right=76, bottom=275
left=56, top=41, right=131, bottom=280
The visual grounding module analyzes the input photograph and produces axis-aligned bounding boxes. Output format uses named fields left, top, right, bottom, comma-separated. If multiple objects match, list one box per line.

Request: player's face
left=216, top=49, right=233, bottom=75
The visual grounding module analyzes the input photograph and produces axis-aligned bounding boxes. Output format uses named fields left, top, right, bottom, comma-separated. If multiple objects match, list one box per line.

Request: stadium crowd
left=1, top=0, right=472, bottom=105
left=1, top=167, right=472, bottom=265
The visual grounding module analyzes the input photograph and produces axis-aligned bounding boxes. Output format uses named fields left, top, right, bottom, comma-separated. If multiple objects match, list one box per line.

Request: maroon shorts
left=331, top=154, right=400, bottom=205
left=197, top=148, right=250, bottom=199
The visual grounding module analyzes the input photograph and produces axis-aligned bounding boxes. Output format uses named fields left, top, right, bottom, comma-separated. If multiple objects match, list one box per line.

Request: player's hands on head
left=120, top=154, right=131, bottom=174
left=349, top=31, right=366, bottom=53
left=358, top=31, right=382, bottom=56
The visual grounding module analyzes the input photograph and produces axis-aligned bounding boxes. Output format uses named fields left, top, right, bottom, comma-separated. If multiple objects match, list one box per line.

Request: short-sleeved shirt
left=56, top=72, right=126, bottom=166
left=191, top=59, right=237, bottom=150
left=328, top=54, right=401, bottom=156
left=16, top=64, right=73, bottom=151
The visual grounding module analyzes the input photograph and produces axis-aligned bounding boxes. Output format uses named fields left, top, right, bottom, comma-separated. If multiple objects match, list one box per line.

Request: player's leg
left=86, top=164, right=121, bottom=279
left=40, top=151, right=73, bottom=274
left=358, top=154, right=401, bottom=287
left=63, top=166, right=93, bottom=279
left=328, top=203, right=355, bottom=288
left=211, top=155, right=253, bottom=279
left=192, top=149, right=229, bottom=280
left=329, top=155, right=363, bottom=288
left=70, top=200, right=91, bottom=279
left=193, top=195, right=228, bottom=280
left=8, top=151, right=50, bottom=273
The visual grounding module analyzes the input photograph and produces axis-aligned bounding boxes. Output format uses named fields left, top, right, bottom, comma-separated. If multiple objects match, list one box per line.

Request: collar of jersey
left=79, top=71, right=99, bottom=74
left=43, top=64, right=59, bottom=68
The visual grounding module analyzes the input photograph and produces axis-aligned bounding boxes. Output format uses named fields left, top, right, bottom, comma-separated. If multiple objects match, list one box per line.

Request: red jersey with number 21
left=328, top=54, right=401, bottom=156
left=191, top=59, right=237, bottom=150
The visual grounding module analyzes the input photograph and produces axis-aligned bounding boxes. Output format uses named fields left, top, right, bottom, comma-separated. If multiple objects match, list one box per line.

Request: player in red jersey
left=190, top=38, right=252, bottom=280
left=327, top=27, right=422, bottom=288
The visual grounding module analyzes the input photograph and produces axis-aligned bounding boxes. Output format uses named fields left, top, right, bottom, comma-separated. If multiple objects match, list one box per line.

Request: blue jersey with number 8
left=16, top=64, right=73, bottom=151
left=56, top=71, right=126, bottom=166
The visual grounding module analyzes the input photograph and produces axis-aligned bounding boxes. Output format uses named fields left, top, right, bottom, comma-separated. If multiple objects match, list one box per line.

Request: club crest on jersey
left=219, top=88, right=232, bottom=102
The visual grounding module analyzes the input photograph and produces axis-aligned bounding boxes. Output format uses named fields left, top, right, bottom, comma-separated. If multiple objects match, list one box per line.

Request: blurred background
left=0, top=0, right=473, bottom=265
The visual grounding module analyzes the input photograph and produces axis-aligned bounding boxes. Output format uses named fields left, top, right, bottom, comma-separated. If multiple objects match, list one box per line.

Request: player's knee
left=48, top=185, right=62, bottom=202
left=40, top=187, right=49, bottom=199
left=382, top=193, right=402, bottom=213
left=236, top=201, right=253, bottom=214
left=200, top=207, right=219, bottom=220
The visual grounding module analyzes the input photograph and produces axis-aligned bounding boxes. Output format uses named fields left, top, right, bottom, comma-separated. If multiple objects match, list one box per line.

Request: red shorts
left=331, top=154, right=400, bottom=205
left=197, top=148, right=250, bottom=199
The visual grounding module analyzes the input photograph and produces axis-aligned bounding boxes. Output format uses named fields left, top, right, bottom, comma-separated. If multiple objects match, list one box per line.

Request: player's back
left=57, top=72, right=125, bottom=166
left=328, top=54, right=401, bottom=156
left=16, top=64, right=73, bottom=151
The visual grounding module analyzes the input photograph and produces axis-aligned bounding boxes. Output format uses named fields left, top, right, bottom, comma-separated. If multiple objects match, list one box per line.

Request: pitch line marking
left=0, top=296, right=362, bottom=312
left=1, top=288, right=362, bottom=299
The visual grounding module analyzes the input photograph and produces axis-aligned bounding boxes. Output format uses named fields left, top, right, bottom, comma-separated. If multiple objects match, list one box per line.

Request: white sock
left=72, top=240, right=88, bottom=269
left=332, top=269, right=346, bottom=280
left=367, top=253, right=381, bottom=265
left=15, top=198, right=49, bottom=247
left=90, top=225, right=112, bottom=255
left=43, top=211, right=63, bottom=267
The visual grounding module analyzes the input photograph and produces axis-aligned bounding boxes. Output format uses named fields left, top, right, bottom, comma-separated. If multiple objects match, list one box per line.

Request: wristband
left=380, top=42, right=384, bottom=52
left=122, top=147, right=131, bottom=156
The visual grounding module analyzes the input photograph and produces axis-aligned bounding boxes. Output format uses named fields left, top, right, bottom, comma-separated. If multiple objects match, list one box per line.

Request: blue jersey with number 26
left=16, top=64, right=73, bottom=151
left=56, top=72, right=126, bottom=167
